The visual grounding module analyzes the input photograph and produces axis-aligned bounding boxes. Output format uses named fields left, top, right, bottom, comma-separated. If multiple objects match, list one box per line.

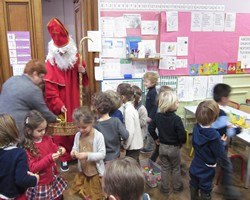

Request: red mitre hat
left=47, top=18, right=69, bottom=48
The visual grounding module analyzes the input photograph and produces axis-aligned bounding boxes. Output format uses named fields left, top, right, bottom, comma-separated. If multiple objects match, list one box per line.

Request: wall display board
left=98, top=1, right=250, bottom=102
left=99, top=1, right=250, bottom=77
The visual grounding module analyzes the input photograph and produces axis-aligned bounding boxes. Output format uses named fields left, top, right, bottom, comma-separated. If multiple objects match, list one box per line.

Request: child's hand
left=75, top=152, right=88, bottom=161
left=71, top=150, right=77, bottom=159
left=27, top=171, right=39, bottom=183
left=155, top=139, right=160, bottom=145
left=147, top=117, right=152, bottom=123
left=221, top=134, right=227, bottom=142
left=52, top=153, right=60, bottom=161
left=57, top=146, right=66, bottom=156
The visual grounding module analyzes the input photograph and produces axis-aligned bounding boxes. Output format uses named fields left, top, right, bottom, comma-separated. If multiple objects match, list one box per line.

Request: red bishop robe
left=44, top=53, right=88, bottom=162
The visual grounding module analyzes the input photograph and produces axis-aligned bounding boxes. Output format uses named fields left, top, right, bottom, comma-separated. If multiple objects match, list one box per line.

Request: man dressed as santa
left=44, top=18, right=88, bottom=171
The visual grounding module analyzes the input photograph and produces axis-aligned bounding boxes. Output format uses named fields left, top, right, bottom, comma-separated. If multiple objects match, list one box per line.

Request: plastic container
left=140, top=159, right=161, bottom=188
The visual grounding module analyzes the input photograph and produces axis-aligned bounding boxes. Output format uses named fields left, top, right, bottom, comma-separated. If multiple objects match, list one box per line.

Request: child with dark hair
left=211, top=83, right=242, bottom=199
left=22, top=110, right=67, bottom=200
left=94, top=92, right=129, bottom=162
left=105, top=90, right=124, bottom=123
left=0, top=114, right=39, bottom=200
left=148, top=90, right=186, bottom=194
left=70, top=106, right=105, bottom=199
left=117, top=83, right=143, bottom=163
left=141, top=72, right=159, bottom=153
left=132, top=85, right=148, bottom=140
left=103, top=157, right=150, bottom=200
left=190, top=100, right=225, bottom=200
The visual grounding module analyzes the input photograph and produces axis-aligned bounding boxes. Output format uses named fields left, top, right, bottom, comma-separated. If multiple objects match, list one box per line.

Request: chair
left=228, top=100, right=240, bottom=109
left=216, top=150, right=245, bottom=185
left=239, top=104, right=250, bottom=114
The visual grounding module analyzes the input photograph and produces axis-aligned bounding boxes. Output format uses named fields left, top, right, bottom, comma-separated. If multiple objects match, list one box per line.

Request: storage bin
left=140, top=159, right=161, bottom=188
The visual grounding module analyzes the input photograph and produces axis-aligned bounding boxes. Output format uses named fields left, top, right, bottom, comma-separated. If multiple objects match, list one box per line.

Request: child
left=150, top=85, right=173, bottom=162
left=22, top=110, right=67, bottom=200
left=211, top=83, right=242, bottom=199
left=189, top=100, right=225, bottom=200
left=94, top=92, right=129, bottom=162
left=70, top=106, right=105, bottom=200
left=132, top=85, right=148, bottom=139
left=105, top=90, right=124, bottom=123
left=141, top=72, right=159, bottom=153
left=117, top=83, right=143, bottom=163
left=148, top=90, right=186, bottom=194
left=103, top=157, right=150, bottom=200
left=0, top=114, right=39, bottom=200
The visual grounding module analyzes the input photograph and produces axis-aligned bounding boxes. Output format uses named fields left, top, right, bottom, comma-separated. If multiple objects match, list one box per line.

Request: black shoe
left=60, top=161, right=69, bottom=172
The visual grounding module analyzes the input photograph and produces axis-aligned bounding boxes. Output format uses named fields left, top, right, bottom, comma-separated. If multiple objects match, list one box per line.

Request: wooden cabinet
left=73, top=0, right=99, bottom=105
left=0, top=0, right=44, bottom=91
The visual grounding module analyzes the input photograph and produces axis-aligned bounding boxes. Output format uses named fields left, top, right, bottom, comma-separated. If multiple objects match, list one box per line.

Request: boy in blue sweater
left=211, top=83, right=242, bottom=200
left=189, top=100, right=225, bottom=200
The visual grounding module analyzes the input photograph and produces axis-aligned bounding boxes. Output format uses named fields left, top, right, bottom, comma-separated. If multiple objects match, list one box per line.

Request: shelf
left=130, top=58, right=161, bottom=62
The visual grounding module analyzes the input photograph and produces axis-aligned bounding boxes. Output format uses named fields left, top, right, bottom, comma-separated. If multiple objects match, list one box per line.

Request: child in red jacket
left=22, top=110, right=67, bottom=200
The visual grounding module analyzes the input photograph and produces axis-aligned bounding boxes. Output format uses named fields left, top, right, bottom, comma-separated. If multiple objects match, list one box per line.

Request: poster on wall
left=7, top=31, right=31, bottom=76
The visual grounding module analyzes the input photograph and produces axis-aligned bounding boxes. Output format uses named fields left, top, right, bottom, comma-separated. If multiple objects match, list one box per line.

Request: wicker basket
left=47, top=122, right=77, bottom=136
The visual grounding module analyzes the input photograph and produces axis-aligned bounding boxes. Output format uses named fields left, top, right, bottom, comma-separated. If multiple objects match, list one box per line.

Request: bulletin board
left=100, top=6, right=250, bottom=77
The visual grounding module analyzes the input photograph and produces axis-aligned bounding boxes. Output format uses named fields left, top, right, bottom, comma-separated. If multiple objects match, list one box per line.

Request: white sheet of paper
left=241, top=59, right=250, bottom=69
left=123, top=14, right=141, bottom=28
left=102, top=59, right=122, bottom=79
left=141, top=40, right=156, bottom=57
left=12, top=64, right=25, bottom=76
left=101, top=38, right=126, bottom=58
left=141, top=20, right=159, bottom=35
left=114, top=17, right=127, bottom=37
left=193, top=76, right=208, bottom=100
left=191, top=12, right=202, bottom=32
left=177, top=37, right=188, bottom=56
left=101, top=17, right=114, bottom=37
left=175, top=59, right=188, bottom=68
left=177, top=77, right=194, bottom=102
left=94, top=66, right=104, bottom=81
left=166, top=11, right=178, bottom=32
left=202, top=12, right=214, bottom=32
left=160, top=42, right=177, bottom=56
left=213, top=12, right=225, bottom=32
left=206, top=75, right=223, bottom=98
left=238, top=36, right=250, bottom=61
left=87, top=31, right=101, bottom=52
left=224, top=13, right=236, bottom=32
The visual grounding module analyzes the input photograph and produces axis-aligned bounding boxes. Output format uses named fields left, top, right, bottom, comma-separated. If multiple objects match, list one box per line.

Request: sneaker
left=60, top=161, right=69, bottom=172
left=140, top=148, right=153, bottom=154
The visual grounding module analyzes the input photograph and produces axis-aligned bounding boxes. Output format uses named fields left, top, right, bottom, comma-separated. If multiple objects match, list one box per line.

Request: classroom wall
left=101, top=0, right=250, bottom=13
left=42, top=0, right=76, bottom=55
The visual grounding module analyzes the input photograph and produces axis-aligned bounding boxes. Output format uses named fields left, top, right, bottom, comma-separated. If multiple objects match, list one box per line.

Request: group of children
left=0, top=70, right=243, bottom=200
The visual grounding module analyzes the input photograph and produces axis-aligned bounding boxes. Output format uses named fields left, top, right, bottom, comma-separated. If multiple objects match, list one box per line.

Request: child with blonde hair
left=70, top=106, right=105, bottom=199
left=94, top=92, right=129, bottom=162
left=141, top=72, right=159, bottom=153
left=117, top=83, right=143, bottom=163
left=0, top=114, right=39, bottom=200
left=22, top=110, right=67, bottom=200
left=148, top=90, right=186, bottom=194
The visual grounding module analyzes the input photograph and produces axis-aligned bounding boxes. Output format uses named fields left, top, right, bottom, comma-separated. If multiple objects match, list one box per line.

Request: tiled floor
left=61, top=141, right=250, bottom=200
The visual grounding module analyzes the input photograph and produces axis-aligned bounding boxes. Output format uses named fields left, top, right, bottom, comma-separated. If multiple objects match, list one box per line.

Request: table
left=183, top=105, right=250, bottom=128
left=184, top=105, right=250, bottom=188
left=236, top=130, right=250, bottom=188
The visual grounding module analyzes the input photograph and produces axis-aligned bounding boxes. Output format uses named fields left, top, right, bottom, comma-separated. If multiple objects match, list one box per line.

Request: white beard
left=46, top=36, right=78, bottom=70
